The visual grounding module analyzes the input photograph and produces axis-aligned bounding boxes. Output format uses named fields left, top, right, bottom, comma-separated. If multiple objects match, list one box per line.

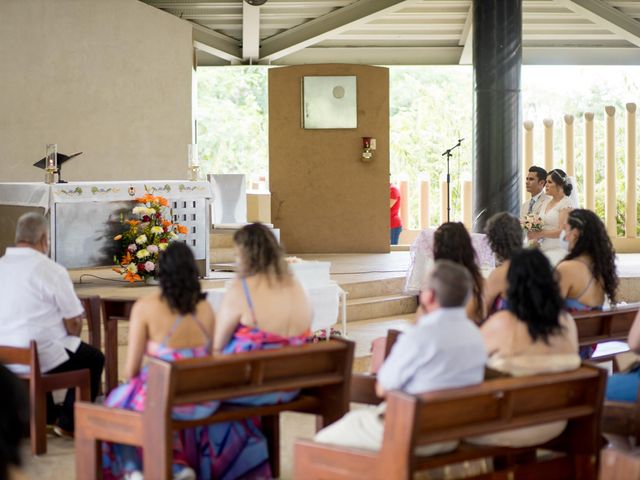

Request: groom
left=521, top=166, right=548, bottom=218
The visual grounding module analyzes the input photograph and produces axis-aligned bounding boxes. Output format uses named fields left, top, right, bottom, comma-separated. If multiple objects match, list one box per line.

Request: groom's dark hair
left=528, top=166, right=547, bottom=183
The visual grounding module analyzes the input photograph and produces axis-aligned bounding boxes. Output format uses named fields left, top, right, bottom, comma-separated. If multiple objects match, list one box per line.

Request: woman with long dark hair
left=471, top=249, right=579, bottom=447
left=433, top=222, right=485, bottom=323
left=483, top=212, right=523, bottom=316
left=103, top=241, right=216, bottom=480
left=557, top=209, right=618, bottom=310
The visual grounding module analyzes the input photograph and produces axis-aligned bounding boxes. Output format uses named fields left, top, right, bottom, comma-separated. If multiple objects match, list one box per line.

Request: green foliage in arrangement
left=197, top=65, right=640, bottom=234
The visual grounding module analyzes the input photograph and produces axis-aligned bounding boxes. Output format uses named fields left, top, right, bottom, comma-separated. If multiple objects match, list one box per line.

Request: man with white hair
left=0, top=212, right=104, bottom=437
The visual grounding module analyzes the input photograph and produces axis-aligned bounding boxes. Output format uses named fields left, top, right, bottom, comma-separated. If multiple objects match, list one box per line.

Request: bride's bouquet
left=520, top=214, right=543, bottom=233
left=521, top=214, right=544, bottom=247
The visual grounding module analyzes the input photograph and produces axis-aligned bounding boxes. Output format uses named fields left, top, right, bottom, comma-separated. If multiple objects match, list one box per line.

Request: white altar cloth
left=404, top=228, right=496, bottom=295
left=205, top=282, right=342, bottom=332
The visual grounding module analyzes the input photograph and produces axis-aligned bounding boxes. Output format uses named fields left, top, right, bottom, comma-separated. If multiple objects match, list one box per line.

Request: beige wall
left=269, top=64, right=389, bottom=253
left=0, top=0, right=193, bottom=182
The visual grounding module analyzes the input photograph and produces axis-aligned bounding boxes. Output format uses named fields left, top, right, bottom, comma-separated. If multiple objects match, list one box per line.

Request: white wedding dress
left=538, top=196, right=573, bottom=266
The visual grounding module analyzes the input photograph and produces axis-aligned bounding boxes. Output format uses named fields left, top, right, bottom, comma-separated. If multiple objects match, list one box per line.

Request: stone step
left=340, top=276, right=406, bottom=300
left=346, top=294, right=417, bottom=323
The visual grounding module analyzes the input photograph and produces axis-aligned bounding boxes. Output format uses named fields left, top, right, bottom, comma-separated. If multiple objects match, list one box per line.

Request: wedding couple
left=521, top=166, right=579, bottom=265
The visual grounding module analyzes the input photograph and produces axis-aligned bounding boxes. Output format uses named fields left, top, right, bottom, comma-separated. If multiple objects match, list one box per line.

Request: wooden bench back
left=146, top=338, right=354, bottom=416
left=0, top=341, right=39, bottom=373
left=573, top=304, right=639, bottom=345
left=380, top=365, right=606, bottom=460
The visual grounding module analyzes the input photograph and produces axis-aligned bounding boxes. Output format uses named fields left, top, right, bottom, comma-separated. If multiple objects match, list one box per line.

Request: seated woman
left=469, top=249, right=580, bottom=447
left=102, top=242, right=216, bottom=480
left=556, top=209, right=618, bottom=311
left=556, top=209, right=618, bottom=359
left=606, top=310, right=640, bottom=402
left=433, top=222, right=485, bottom=323
left=193, top=222, right=313, bottom=479
left=482, top=212, right=523, bottom=316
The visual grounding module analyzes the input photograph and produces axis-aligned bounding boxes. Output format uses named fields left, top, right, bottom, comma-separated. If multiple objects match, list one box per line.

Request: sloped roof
left=140, top=0, right=640, bottom=65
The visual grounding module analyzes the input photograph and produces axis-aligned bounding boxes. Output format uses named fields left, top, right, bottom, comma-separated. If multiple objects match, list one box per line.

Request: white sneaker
left=173, top=467, right=196, bottom=480
left=124, top=471, right=143, bottom=480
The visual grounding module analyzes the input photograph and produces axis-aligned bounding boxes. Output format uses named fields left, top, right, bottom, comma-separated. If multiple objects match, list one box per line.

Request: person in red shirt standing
left=390, top=183, right=402, bottom=245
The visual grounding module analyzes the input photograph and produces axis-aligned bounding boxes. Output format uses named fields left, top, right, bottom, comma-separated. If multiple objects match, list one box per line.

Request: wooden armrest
left=350, top=374, right=383, bottom=405
left=74, top=402, right=144, bottom=446
left=42, top=369, right=91, bottom=400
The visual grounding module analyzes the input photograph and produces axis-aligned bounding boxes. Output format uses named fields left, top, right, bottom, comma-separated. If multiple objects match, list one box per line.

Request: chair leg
left=31, top=389, right=47, bottom=455
left=263, top=415, right=280, bottom=478
left=75, top=434, right=102, bottom=480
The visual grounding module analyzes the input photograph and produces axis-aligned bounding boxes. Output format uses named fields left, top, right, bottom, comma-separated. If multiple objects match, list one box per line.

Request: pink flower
left=127, top=244, right=137, bottom=252
left=144, top=261, right=155, bottom=272
left=147, top=245, right=159, bottom=254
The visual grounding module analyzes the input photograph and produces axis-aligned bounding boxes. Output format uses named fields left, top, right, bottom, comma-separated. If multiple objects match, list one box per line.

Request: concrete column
left=543, top=118, right=554, bottom=172
left=626, top=103, right=637, bottom=238
left=472, top=0, right=522, bottom=231
left=399, top=179, right=409, bottom=231
left=584, top=112, right=596, bottom=211
left=462, top=179, right=473, bottom=229
left=419, top=177, right=430, bottom=229
left=605, top=106, right=616, bottom=236
left=523, top=120, right=534, bottom=204
left=564, top=114, right=575, bottom=177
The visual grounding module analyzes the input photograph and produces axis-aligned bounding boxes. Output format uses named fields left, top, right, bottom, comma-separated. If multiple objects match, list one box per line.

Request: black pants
left=46, top=341, right=104, bottom=432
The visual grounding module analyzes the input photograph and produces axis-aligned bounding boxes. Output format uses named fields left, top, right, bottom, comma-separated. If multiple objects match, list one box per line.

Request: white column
left=604, top=106, right=617, bottom=236
left=626, top=103, right=637, bottom=238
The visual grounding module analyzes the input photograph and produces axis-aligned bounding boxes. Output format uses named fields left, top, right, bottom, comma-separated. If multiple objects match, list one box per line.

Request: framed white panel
left=302, top=76, right=357, bottom=129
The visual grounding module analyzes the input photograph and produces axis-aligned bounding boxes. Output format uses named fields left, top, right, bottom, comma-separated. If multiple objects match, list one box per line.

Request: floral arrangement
left=520, top=214, right=543, bottom=233
left=112, top=194, right=187, bottom=283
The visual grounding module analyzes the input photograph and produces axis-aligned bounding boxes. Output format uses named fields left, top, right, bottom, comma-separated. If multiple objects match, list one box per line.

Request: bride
left=528, top=169, right=575, bottom=266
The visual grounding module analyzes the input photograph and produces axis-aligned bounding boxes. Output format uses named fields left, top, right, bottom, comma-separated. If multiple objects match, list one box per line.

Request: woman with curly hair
left=556, top=209, right=618, bottom=310
left=103, top=241, right=215, bottom=480
left=470, top=249, right=579, bottom=447
left=433, top=222, right=485, bottom=323
left=482, top=212, right=523, bottom=316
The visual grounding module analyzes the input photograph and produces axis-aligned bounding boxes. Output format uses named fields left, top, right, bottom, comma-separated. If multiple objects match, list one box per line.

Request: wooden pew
left=295, top=365, right=606, bottom=480
left=100, top=298, right=135, bottom=393
left=75, top=338, right=354, bottom=479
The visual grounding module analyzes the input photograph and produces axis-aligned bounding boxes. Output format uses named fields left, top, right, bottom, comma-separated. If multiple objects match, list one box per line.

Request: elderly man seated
left=315, top=260, right=487, bottom=453
left=0, top=212, right=104, bottom=437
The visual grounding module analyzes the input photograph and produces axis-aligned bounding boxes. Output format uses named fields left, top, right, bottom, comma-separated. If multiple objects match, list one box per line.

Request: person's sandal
left=52, top=424, right=74, bottom=439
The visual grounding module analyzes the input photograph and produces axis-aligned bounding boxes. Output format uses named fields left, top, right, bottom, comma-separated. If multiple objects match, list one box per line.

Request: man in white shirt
left=521, top=166, right=548, bottom=218
left=0, top=213, right=104, bottom=437
left=314, top=260, right=487, bottom=452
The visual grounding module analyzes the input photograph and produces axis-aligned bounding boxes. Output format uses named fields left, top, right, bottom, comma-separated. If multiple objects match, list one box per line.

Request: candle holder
left=187, top=144, right=200, bottom=181
left=44, top=144, right=58, bottom=184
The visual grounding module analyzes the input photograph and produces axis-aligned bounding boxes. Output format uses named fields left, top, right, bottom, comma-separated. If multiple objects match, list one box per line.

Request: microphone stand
left=441, top=138, right=464, bottom=223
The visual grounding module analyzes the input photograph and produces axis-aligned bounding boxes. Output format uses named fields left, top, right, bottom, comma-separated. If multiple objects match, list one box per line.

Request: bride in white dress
left=528, top=169, right=575, bottom=266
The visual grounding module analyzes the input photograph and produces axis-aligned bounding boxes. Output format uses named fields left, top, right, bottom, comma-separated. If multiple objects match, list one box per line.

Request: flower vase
left=144, top=276, right=160, bottom=286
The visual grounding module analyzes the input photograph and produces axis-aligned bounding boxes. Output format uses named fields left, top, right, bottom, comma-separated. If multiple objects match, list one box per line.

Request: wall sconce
left=362, top=137, right=376, bottom=162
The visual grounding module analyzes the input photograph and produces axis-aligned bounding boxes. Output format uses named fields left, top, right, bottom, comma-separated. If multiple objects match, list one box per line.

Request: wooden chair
left=75, top=338, right=354, bottom=479
left=79, top=295, right=102, bottom=351
left=296, top=365, right=607, bottom=480
left=100, top=297, right=135, bottom=393
left=0, top=340, right=90, bottom=455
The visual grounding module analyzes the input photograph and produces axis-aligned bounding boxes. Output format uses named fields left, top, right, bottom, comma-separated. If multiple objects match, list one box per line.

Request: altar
left=0, top=181, right=212, bottom=274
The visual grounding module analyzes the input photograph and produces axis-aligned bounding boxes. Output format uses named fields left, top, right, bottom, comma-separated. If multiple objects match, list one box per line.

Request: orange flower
left=124, top=271, right=142, bottom=283
left=126, top=219, right=140, bottom=226
left=158, top=197, right=169, bottom=207
left=113, top=234, right=122, bottom=241
left=177, top=225, right=188, bottom=235
left=111, top=267, right=122, bottom=274
left=120, top=252, right=133, bottom=265
left=162, top=220, right=172, bottom=228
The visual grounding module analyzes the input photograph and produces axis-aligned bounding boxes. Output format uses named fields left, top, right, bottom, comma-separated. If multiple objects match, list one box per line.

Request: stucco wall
left=0, top=0, right=193, bottom=182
